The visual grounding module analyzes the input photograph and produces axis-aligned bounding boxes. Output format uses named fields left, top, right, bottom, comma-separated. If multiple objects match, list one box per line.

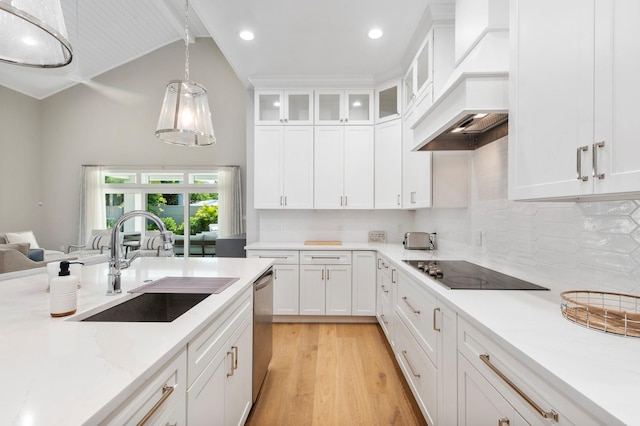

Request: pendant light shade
left=155, top=0, right=215, bottom=147
left=0, top=0, right=73, bottom=68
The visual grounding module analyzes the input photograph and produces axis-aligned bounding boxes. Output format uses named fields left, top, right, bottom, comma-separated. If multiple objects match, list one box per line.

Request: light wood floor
left=246, top=323, right=427, bottom=426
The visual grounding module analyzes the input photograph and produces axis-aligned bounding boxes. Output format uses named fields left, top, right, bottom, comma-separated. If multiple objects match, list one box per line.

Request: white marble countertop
left=246, top=242, right=639, bottom=425
left=0, top=257, right=273, bottom=425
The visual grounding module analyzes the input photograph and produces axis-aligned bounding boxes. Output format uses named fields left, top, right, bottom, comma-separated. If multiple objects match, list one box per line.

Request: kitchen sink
left=81, top=293, right=210, bottom=322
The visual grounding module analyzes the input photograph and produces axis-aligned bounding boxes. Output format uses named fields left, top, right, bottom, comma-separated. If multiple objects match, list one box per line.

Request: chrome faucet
left=107, top=210, right=173, bottom=295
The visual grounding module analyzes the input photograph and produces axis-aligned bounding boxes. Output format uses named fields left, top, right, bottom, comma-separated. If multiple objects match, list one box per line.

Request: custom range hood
left=412, top=0, right=509, bottom=151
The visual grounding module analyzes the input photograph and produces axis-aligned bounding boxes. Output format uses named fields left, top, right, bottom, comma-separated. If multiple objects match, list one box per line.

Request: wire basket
left=560, top=291, right=640, bottom=338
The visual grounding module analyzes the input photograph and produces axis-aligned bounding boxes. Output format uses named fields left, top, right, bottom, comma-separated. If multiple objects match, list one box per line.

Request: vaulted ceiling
left=0, top=0, right=445, bottom=99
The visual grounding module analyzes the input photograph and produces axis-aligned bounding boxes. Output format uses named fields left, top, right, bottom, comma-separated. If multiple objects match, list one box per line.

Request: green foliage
left=189, top=205, right=218, bottom=234
left=189, top=192, right=218, bottom=203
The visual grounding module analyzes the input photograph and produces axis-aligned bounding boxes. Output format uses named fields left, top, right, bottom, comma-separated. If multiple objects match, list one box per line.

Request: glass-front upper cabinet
left=403, top=66, right=415, bottom=113
left=375, top=79, right=401, bottom=123
left=315, top=89, right=373, bottom=125
left=415, top=36, right=432, bottom=99
left=255, top=90, right=314, bottom=125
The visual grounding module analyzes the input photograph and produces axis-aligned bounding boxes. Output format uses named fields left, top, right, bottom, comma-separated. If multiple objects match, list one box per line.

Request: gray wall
left=0, top=38, right=246, bottom=250
left=0, top=86, right=43, bottom=237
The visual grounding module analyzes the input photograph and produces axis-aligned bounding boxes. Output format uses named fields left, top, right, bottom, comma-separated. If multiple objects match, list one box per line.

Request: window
left=100, top=167, right=219, bottom=257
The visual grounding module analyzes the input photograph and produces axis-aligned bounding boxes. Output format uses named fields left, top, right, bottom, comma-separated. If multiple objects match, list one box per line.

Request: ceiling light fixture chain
left=183, top=0, right=190, bottom=81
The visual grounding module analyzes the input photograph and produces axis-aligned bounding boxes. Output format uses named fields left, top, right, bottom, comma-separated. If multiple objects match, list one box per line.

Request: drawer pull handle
left=402, top=296, right=420, bottom=314
left=480, top=354, right=559, bottom=422
left=576, top=145, right=589, bottom=181
left=391, top=269, right=397, bottom=284
left=311, top=256, right=341, bottom=260
left=381, top=285, right=389, bottom=294
left=401, top=350, right=421, bottom=378
left=593, top=141, right=605, bottom=179
left=232, top=345, right=239, bottom=370
left=137, top=384, right=175, bottom=426
left=433, top=307, right=441, bottom=332
left=227, top=351, right=235, bottom=377
left=380, top=314, right=388, bottom=324
left=259, top=255, right=289, bottom=259
left=498, top=418, right=510, bottom=426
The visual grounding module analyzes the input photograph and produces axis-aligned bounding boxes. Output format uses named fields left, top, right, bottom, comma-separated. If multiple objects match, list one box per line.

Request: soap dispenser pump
left=49, top=261, right=78, bottom=317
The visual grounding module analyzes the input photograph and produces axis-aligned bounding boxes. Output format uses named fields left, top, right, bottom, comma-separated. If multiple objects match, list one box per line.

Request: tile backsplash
left=415, top=137, right=640, bottom=295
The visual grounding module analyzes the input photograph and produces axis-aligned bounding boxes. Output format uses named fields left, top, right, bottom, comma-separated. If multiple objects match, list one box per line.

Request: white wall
left=0, top=86, right=43, bottom=237
left=33, top=38, right=246, bottom=250
left=415, top=137, right=640, bottom=295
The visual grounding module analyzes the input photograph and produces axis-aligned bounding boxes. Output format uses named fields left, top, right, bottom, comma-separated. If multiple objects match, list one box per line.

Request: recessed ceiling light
left=368, top=28, right=383, bottom=40
left=239, top=30, right=255, bottom=41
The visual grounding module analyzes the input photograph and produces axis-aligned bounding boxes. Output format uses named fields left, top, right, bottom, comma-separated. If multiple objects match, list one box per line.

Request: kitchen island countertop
left=0, top=257, right=273, bottom=425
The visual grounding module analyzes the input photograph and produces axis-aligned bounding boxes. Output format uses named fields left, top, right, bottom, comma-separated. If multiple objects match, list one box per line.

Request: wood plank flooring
left=246, top=323, right=427, bottom=426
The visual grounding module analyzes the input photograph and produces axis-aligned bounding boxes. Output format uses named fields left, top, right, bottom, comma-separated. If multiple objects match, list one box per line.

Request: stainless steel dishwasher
left=253, top=268, right=273, bottom=402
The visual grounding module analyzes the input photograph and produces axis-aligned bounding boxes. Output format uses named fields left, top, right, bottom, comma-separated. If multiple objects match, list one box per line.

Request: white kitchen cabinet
left=393, top=268, right=458, bottom=426
left=314, top=126, right=374, bottom=209
left=300, top=264, right=352, bottom=315
left=458, top=355, right=528, bottom=426
left=509, top=0, right=640, bottom=200
left=300, top=251, right=352, bottom=316
left=404, top=24, right=455, bottom=129
left=102, top=349, right=187, bottom=425
left=351, top=251, right=376, bottom=316
left=375, top=79, right=401, bottom=124
left=374, top=119, right=403, bottom=209
left=458, top=317, right=602, bottom=426
left=188, top=298, right=253, bottom=426
left=254, top=126, right=314, bottom=209
left=402, top=120, right=433, bottom=208
left=376, top=255, right=395, bottom=344
left=247, top=250, right=300, bottom=315
left=254, top=89, right=313, bottom=125
left=315, top=89, right=374, bottom=125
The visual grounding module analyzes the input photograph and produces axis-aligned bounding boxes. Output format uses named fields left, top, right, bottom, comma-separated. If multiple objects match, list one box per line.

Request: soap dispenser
left=49, top=261, right=77, bottom=317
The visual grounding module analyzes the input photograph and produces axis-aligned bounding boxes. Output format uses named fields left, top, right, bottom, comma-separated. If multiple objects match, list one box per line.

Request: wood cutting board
left=304, top=240, right=343, bottom=245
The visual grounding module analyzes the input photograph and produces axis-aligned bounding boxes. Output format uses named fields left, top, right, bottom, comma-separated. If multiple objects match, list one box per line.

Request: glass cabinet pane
left=404, top=68, right=414, bottom=108
left=318, top=93, right=341, bottom=121
left=378, top=86, right=398, bottom=119
left=417, top=42, right=430, bottom=90
left=348, top=93, right=370, bottom=121
left=259, top=94, right=281, bottom=122
left=287, top=93, right=310, bottom=122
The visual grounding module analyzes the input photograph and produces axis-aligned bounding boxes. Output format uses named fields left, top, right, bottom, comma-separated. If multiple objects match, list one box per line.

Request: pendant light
left=0, top=0, right=73, bottom=68
left=155, top=0, right=216, bottom=147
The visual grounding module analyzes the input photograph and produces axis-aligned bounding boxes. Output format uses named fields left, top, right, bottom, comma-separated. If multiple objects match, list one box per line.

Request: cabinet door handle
left=391, top=269, right=397, bottom=284
left=280, top=195, right=283, bottom=206
left=340, top=196, right=343, bottom=206
left=137, top=384, right=175, bottom=426
left=377, top=258, right=382, bottom=270
left=344, top=196, right=348, bottom=206
left=498, top=418, right=510, bottom=426
left=433, top=307, right=441, bottom=332
left=274, top=269, right=278, bottom=280
left=411, top=191, right=416, bottom=203
left=232, top=345, right=239, bottom=370
left=284, top=118, right=288, bottom=123
left=480, top=354, right=559, bottom=422
left=321, top=269, right=325, bottom=280
left=284, top=196, right=287, bottom=206
left=381, top=285, right=388, bottom=294
left=226, top=351, right=235, bottom=377
left=397, top=194, right=400, bottom=205
left=593, top=141, right=605, bottom=179
left=576, top=145, right=589, bottom=181
left=402, top=296, right=420, bottom=314
left=401, top=350, right=421, bottom=378
left=327, top=269, right=330, bottom=280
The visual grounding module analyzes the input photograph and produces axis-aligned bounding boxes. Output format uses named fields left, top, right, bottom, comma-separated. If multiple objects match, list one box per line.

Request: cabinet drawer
left=300, top=250, right=351, bottom=264
left=395, top=270, right=438, bottom=366
left=394, top=313, right=438, bottom=426
left=458, top=317, right=604, bottom=425
left=102, top=349, right=187, bottom=426
left=187, top=289, right=252, bottom=387
left=247, top=250, right=299, bottom=264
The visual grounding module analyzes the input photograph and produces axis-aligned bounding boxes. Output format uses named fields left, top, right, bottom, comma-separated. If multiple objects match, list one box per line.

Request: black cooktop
left=403, top=260, right=549, bottom=290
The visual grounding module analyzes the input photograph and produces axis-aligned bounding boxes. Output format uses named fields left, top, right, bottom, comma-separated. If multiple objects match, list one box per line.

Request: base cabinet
left=187, top=291, right=253, bottom=426
left=300, top=264, right=352, bottom=315
left=351, top=251, right=377, bottom=315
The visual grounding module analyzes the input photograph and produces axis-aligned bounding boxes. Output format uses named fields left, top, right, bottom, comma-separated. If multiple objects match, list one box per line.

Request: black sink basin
left=81, top=293, right=210, bottom=322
